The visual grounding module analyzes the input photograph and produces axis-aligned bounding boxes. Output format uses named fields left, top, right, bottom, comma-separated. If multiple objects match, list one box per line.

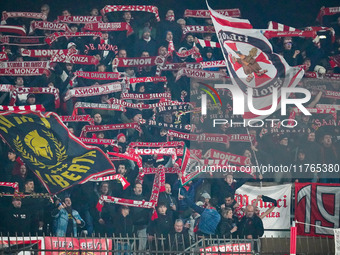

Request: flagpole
left=246, top=127, right=262, bottom=189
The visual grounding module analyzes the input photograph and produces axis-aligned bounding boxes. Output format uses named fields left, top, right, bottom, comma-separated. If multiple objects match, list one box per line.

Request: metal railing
left=0, top=233, right=258, bottom=255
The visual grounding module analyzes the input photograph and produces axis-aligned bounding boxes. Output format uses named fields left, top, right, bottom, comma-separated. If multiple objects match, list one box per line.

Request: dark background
left=1, top=0, right=339, bottom=29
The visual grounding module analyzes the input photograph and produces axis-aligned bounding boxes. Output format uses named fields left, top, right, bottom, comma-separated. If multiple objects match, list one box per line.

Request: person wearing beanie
left=134, top=26, right=157, bottom=57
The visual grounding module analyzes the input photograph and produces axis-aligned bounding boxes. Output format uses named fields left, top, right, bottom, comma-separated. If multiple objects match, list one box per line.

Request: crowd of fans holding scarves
left=0, top=2, right=339, bottom=253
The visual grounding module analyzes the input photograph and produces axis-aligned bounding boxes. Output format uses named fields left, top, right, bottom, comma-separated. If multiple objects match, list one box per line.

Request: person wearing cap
left=26, top=93, right=36, bottom=105
left=67, top=42, right=77, bottom=50
left=134, top=26, right=157, bottom=57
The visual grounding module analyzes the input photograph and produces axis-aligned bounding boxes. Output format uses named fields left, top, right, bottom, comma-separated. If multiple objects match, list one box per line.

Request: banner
left=57, top=15, right=102, bottom=24
left=0, top=237, right=44, bottom=254
left=64, top=82, right=121, bottom=101
left=200, top=243, right=252, bottom=254
left=208, top=4, right=304, bottom=120
left=101, top=5, right=160, bottom=22
left=0, top=111, right=116, bottom=195
left=0, top=25, right=26, bottom=36
left=235, top=184, right=291, bottom=230
left=44, top=237, right=112, bottom=255
left=0, top=35, right=46, bottom=46
left=295, top=182, right=340, bottom=236
left=335, top=229, right=340, bottom=255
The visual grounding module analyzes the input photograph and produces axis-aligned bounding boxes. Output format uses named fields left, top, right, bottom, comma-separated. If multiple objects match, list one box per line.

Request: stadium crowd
left=0, top=2, right=339, bottom=253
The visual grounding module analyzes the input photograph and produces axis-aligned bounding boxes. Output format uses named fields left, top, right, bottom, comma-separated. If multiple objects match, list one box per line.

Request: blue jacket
left=52, top=208, right=85, bottom=237
left=173, top=179, right=203, bottom=211
left=199, top=209, right=221, bottom=235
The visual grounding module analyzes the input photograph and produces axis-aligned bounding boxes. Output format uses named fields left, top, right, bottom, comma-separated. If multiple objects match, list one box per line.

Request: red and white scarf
left=0, top=104, right=45, bottom=111
left=96, top=195, right=156, bottom=212
left=60, top=115, right=94, bottom=125
left=197, top=39, right=221, bottom=48
left=0, top=35, right=46, bottom=46
left=176, top=68, right=227, bottom=81
left=316, top=104, right=340, bottom=111
left=129, top=141, right=185, bottom=148
left=51, top=52, right=99, bottom=65
left=73, top=71, right=124, bottom=80
left=82, top=122, right=141, bottom=136
left=73, top=102, right=125, bottom=116
left=263, top=30, right=316, bottom=39
left=112, top=56, right=165, bottom=67
left=10, top=87, right=60, bottom=108
left=0, top=52, right=8, bottom=61
left=64, top=82, right=122, bottom=101
left=83, top=22, right=133, bottom=35
left=0, top=25, right=26, bottom=36
left=329, top=55, right=340, bottom=68
left=0, top=68, right=50, bottom=76
left=167, top=130, right=252, bottom=143
left=176, top=47, right=199, bottom=58
left=108, top=151, right=143, bottom=169
left=108, top=97, right=183, bottom=110
left=30, top=21, right=70, bottom=32
left=101, top=5, right=160, bottom=22
left=129, top=76, right=167, bottom=84
left=184, top=9, right=241, bottom=18
left=311, top=90, right=340, bottom=100
left=21, top=48, right=77, bottom=58
left=1, top=11, right=46, bottom=21
left=200, top=60, right=226, bottom=69
left=141, top=167, right=180, bottom=175
left=267, top=21, right=300, bottom=31
left=79, top=137, right=117, bottom=146
left=316, top=6, right=340, bottom=24
left=0, top=61, right=50, bottom=69
left=120, top=92, right=171, bottom=100
left=183, top=25, right=215, bottom=35
left=0, top=182, right=19, bottom=192
left=305, top=71, right=340, bottom=80
left=45, top=32, right=102, bottom=45
left=57, top=15, right=102, bottom=24
left=204, top=148, right=251, bottom=165
left=90, top=174, right=130, bottom=190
